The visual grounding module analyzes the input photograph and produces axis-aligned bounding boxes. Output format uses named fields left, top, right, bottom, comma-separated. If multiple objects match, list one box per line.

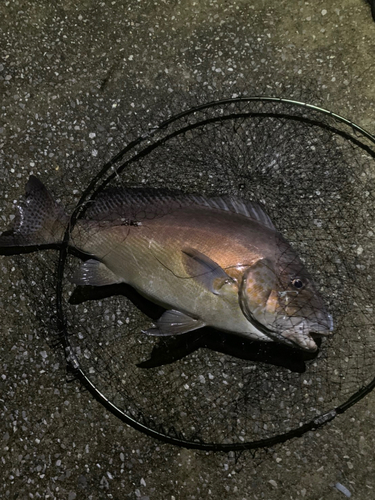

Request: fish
left=0, top=176, right=334, bottom=352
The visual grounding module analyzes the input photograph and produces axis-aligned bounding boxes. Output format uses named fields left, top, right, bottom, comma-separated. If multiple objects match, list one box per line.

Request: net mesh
left=7, top=98, right=375, bottom=449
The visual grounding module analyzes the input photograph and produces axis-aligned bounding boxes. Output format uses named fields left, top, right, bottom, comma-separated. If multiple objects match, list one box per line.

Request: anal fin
left=71, top=259, right=124, bottom=287
left=143, top=309, right=205, bottom=336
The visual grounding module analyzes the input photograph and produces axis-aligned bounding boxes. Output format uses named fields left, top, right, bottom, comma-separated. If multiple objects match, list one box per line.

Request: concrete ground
left=1, top=0, right=375, bottom=499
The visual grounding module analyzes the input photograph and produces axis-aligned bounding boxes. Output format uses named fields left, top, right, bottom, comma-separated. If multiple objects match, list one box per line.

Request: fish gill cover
left=2, top=98, right=375, bottom=451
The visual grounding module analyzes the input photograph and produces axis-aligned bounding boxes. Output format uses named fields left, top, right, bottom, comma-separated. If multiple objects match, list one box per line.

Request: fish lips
left=307, top=312, right=334, bottom=338
left=280, top=313, right=334, bottom=352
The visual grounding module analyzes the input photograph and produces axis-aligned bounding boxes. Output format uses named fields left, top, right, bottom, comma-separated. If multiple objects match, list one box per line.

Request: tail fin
left=0, top=176, right=68, bottom=248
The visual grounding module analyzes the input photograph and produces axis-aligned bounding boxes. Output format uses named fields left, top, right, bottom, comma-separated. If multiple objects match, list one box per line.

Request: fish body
left=0, top=176, right=334, bottom=351
left=74, top=201, right=273, bottom=341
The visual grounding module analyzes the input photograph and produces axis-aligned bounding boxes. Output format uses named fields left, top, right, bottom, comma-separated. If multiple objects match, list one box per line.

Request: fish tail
left=0, top=176, right=68, bottom=248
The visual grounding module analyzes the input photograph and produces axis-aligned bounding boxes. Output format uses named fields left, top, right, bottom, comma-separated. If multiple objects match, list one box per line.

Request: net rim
left=55, top=96, right=375, bottom=451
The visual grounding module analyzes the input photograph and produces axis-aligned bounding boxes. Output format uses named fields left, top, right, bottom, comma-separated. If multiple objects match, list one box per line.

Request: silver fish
left=0, top=176, right=333, bottom=351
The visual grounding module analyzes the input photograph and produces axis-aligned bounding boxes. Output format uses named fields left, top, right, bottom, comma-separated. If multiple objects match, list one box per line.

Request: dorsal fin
left=84, top=188, right=275, bottom=230
left=189, top=194, right=276, bottom=230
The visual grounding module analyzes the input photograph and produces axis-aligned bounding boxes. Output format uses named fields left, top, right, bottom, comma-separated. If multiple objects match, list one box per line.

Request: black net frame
left=51, top=96, right=375, bottom=451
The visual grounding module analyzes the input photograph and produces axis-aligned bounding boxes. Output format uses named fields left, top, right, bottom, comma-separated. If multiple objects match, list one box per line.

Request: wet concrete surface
left=1, top=1, right=375, bottom=499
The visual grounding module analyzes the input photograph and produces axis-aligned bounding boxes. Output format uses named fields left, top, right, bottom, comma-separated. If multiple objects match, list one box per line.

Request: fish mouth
left=285, top=331, right=319, bottom=352
left=261, top=325, right=317, bottom=352
left=309, top=312, right=334, bottom=337
left=278, top=314, right=334, bottom=352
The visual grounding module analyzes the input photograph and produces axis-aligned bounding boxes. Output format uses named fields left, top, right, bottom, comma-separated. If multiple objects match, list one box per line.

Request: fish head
left=239, top=249, right=333, bottom=352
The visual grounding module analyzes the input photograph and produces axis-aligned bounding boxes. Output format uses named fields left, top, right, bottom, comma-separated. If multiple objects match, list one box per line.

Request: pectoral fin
left=71, top=259, right=124, bottom=287
left=182, top=248, right=235, bottom=295
left=143, top=309, right=205, bottom=336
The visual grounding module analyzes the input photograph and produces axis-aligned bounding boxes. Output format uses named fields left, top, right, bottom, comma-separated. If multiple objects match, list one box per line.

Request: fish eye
left=291, top=278, right=303, bottom=289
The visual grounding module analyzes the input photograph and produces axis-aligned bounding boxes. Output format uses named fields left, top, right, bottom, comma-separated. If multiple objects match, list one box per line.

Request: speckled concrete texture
left=1, top=1, right=375, bottom=499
